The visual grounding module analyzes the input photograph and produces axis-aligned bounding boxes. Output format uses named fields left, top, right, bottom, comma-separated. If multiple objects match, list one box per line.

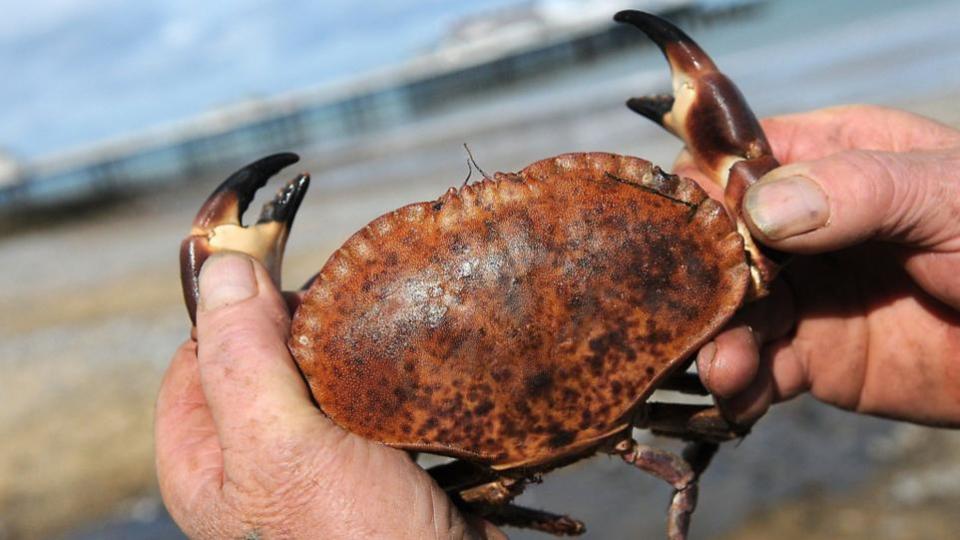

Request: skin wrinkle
left=859, top=148, right=960, bottom=248
left=789, top=329, right=826, bottom=406
left=739, top=351, right=775, bottom=423
left=431, top=483, right=442, bottom=540
left=908, top=251, right=960, bottom=309
left=761, top=106, right=960, bottom=164
left=835, top=280, right=871, bottom=411
left=411, top=470, right=427, bottom=539
left=861, top=149, right=916, bottom=243
left=227, top=469, right=319, bottom=537
left=232, top=450, right=298, bottom=507
left=164, top=471, right=214, bottom=532
left=850, top=272, right=873, bottom=415
left=929, top=149, right=960, bottom=250
left=224, top=408, right=352, bottom=526
left=189, top=463, right=223, bottom=508
left=922, top=153, right=960, bottom=246
left=318, top=436, right=416, bottom=537
left=945, top=325, right=960, bottom=409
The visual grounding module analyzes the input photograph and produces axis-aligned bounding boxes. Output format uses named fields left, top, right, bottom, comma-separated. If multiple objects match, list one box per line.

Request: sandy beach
left=3, top=1, right=960, bottom=538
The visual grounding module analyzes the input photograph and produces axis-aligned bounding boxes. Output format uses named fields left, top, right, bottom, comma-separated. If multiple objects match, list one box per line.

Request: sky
left=0, top=0, right=524, bottom=159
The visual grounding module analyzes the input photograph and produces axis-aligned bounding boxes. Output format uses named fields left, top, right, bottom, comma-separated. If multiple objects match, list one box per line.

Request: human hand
left=155, top=253, right=503, bottom=539
left=675, top=105, right=960, bottom=427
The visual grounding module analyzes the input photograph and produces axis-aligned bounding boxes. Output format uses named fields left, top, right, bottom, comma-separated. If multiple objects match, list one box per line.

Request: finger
left=697, top=325, right=759, bottom=400
left=720, top=352, right=775, bottom=426
left=743, top=147, right=960, bottom=251
left=674, top=105, right=959, bottom=187
left=696, top=279, right=795, bottom=425
left=759, top=105, right=960, bottom=163
left=762, top=337, right=811, bottom=403
left=155, top=341, right=222, bottom=518
left=195, top=253, right=322, bottom=454
left=697, top=325, right=774, bottom=426
left=696, top=276, right=795, bottom=395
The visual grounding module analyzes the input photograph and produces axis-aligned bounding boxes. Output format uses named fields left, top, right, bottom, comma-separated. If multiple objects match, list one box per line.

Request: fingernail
left=745, top=175, right=829, bottom=240
left=696, top=341, right=717, bottom=385
left=199, top=253, right=258, bottom=311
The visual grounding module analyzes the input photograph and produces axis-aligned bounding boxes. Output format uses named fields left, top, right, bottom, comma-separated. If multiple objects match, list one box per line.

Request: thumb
left=742, top=148, right=960, bottom=253
left=195, top=253, right=323, bottom=459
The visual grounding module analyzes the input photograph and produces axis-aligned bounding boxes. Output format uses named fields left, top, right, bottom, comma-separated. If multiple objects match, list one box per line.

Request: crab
left=179, top=11, right=783, bottom=539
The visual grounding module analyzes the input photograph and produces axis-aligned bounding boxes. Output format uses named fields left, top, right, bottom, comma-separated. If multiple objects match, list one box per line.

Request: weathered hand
left=155, top=253, right=504, bottom=539
left=676, top=105, right=960, bottom=427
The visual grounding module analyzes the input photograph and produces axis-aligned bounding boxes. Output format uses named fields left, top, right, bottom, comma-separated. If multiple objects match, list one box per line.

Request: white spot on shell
left=403, top=205, right=425, bottom=222
left=374, top=219, right=393, bottom=236
left=297, top=335, right=310, bottom=346
left=497, top=183, right=525, bottom=203
left=331, top=258, right=351, bottom=278
left=554, top=155, right=576, bottom=170
left=438, top=210, right=459, bottom=228
left=311, top=287, right=332, bottom=303
left=426, top=304, right=447, bottom=328
left=458, top=259, right=475, bottom=278
left=478, top=252, right=504, bottom=276
left=351, top=238, right=372, bottom=260
left=478, top=184, right=497, bottom=207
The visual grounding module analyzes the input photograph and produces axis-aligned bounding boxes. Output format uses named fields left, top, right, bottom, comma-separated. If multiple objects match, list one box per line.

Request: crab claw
left=179, top=153, right=309, bottom=324
left=615, top=10, right=783, bottom=298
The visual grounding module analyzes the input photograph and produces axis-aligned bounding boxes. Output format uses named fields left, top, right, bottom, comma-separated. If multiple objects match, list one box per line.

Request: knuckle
left=852, top=150, right=899, bottom=201
left=825, top=149, right=899, bottom=229
left=847, top=149, right=958, bottom=244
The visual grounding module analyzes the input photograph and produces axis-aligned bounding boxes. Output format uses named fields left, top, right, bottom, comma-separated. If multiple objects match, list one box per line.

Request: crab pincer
left=179, top=152, right=309, bottom=323
left=615, top=9, right=784, bottom=298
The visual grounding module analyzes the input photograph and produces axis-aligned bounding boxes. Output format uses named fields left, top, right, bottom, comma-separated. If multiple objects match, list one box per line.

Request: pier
left=0, top=0, right=760, bottom=214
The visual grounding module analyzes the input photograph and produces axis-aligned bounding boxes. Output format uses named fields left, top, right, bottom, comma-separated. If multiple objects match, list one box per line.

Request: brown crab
left=179, top=11, right=783, bottom=539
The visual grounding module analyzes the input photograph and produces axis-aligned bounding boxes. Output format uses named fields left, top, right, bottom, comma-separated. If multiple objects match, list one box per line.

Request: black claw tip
left=214, top=152, right=300, bottom=222
left=614, top=10, right=715, bottom=75
left=626, top=95, right=674, bottom=126
left=257, top=173, right=310, bottom=226
left=613, top=10, right=693, bottom=46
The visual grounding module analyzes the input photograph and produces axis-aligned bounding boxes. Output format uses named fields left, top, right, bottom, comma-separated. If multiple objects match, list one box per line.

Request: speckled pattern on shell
left=289, top=152, right=749, bottom=468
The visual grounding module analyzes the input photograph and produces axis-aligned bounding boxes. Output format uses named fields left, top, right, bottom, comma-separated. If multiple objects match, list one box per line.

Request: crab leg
left=615, top=10, right=783, bottom=298
left=614, top=439, right=716, bottom=540
left=179, top=153, right=309, bottom=323
left=641, top=402, right=747, bottom=442
left=478, top=504, right=585, bottom=536
left=438, top=469, right=587, bottom=537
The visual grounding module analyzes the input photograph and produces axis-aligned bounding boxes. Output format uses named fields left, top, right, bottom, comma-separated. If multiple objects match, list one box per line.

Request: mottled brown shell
left=289, top=152, right=748, bottom=469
